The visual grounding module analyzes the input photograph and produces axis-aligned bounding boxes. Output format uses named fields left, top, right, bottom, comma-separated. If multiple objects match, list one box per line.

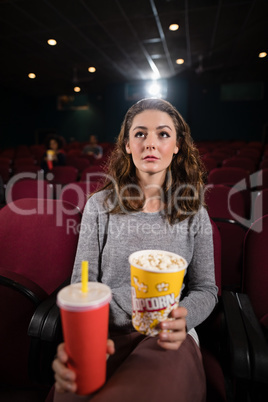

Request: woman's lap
left=54, top=334, right=206, bottom=402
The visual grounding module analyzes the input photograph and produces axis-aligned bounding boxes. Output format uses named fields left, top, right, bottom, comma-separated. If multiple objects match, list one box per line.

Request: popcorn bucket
left=47, top=150, right=55, bottom=160
left=46, top=150, right=55, bottom=170
left=129, top=250, right=187, bottom=336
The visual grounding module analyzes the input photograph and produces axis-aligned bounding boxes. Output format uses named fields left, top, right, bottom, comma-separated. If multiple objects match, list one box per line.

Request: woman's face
left=49, top=139, right=58, bottom=151
left=126, top=109, right=179, bottom=179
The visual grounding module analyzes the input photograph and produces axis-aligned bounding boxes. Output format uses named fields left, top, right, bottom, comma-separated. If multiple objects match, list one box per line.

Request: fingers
left=157, top=338, right=185, bottom=350
left=107, top=339, right=115, bottom=355
left=157, top=307, right=187, bottom=350
left=158, top=322, right=187, bottom=350
left=52, top=343, right=77, bottom=393
left=54, top=370, right=77, bottom=394
left=106, top=339, right=115, bottom=359
left=53, top=341, right=115, bottom=393
left=160, top=307, right=187, bottom=332
left=53, top=360, right=77, bottom=393
left=170, top=306, right=187, bottom=319
left=56, top=343, right=69, bottom=364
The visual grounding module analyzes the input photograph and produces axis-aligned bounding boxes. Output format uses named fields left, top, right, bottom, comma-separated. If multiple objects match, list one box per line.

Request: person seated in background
left=82, top=135, right=103, bottom=159
left=41, top=134, right=66, bottom=172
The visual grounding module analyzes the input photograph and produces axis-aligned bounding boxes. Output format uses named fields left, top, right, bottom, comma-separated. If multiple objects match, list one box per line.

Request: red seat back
left=0, top=198, right=81, bottom=294
left=0, top=198, right=81, bottom=387
left=253, top=189, right=268, bottom=221
left=80, top=165, right=108, bottom=182
left=242, top=215, right=268, bottom=326
left=59, top=181, right=101, bottom=211
left=222, top=157, right=256, bottom=174
left=49, top=166, right=78, bottom=185
left=205, top=184, right=247, bottom=220
left=257, top=168, right=268, bottom=190
left=208, top=167, right=249, bottom=187
left=6, top=179, right=54, bottom=202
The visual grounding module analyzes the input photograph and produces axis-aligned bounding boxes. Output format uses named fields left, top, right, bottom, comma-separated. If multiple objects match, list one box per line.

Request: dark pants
left=53, top=333, right=206, bottom=402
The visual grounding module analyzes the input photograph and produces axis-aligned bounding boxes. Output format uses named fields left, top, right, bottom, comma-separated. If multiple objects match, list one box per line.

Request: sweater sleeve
left=71, top=195, right=103, bottom=284
left=179, top=208, right=218, bottom=331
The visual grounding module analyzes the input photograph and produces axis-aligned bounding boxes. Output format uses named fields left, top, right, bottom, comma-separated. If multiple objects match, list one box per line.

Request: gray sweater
left=71, top=190, right=218, bottom=332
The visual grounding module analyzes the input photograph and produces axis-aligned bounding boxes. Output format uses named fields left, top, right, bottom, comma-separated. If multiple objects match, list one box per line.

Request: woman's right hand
left=52, top=340, right=115, bottom=393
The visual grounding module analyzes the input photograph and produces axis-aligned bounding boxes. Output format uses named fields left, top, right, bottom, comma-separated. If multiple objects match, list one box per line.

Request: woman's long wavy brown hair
left=99, top=98, right=206, bottom=224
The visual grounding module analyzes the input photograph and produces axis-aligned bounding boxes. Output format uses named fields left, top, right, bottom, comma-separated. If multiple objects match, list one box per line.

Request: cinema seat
left=38, top=221, right=251, bottom=402
left=59, top=181, right=101, bottom=212
left=234, top=215, right=268, bottom=401
left=0, top=198, right=81, bottom=393
left=5, top=179, right=54, bottom=203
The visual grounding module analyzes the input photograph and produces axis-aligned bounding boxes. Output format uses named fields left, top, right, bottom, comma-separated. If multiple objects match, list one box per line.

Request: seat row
left=4, top=179, right=101, bottom=212
left=0, top=198, right=267, bottom=401
left=0, top=142, right=115, bottom=160
left=0, top=153, right=110, bottom=184
left=2, top=174, right=268, bottom=295
left=202, top=155, right=268, bottom=173
left=206, top=185, right=268, bottom=292
left=198, top=141, right=268, bottom=174
left=0, top=140, right=115, bottom=184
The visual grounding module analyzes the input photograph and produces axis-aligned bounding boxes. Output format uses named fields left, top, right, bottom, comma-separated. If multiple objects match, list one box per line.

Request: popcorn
left=132, top=252, right=185, bottom=271
left=132, top=302, right=178, bottom=336
left=129, top=250, right=188, bottom=336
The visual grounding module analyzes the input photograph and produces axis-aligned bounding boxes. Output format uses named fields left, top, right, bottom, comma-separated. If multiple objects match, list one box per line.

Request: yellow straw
left=81, top=261, right=88, bottom=293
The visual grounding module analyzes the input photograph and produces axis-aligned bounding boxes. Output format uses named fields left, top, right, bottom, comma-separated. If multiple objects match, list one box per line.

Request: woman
left=52, top=98, right=218, bottom=402
left=41, top=134, right=66, bottom=172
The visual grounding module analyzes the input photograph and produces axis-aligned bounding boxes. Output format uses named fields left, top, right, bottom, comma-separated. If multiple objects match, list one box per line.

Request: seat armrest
left=28, top=292, right=58, bottom=338
left=0, top=267, right=48, bottom=305
left=222, top=290, right=251, bottom=379
left=41, top=303, right=62, bottom=342
left=28, top=277, right=70, bottom=338
left=27, top=278, right=70, bottom=385
left=236, top=293, right=268, bottom=384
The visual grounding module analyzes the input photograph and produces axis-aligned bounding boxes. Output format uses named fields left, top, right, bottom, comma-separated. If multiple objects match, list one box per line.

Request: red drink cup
left=57, top=282, right=112, bottom=395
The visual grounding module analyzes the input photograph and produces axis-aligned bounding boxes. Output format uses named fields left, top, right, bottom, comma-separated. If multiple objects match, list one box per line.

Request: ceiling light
left=146, top=80, right=167, bottom=98
left=176, top=58, right=184, bottom=65
left=28, top=73, right=36, bottom=79
left=88, top=67, right=96, bottom=73
left=74, top=86, right=81, bottom=92
left=169, top=24, right=179, bottom=31
left=147, top=82, right=161, bottom=96
left=258, top=52, right=267, bottom=58
left=47, top=39, right=57, bottom=46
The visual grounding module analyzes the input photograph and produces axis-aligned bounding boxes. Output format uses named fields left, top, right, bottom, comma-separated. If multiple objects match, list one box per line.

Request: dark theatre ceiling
left=0, top=0, right=267, bottom=97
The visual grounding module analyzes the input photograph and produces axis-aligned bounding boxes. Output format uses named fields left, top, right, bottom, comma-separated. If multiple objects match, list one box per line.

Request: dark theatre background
left=0, top=1, right=268, bottom=401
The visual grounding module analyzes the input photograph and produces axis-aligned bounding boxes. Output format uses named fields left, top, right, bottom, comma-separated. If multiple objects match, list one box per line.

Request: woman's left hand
left=157, top=306, right=187, bottom=350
